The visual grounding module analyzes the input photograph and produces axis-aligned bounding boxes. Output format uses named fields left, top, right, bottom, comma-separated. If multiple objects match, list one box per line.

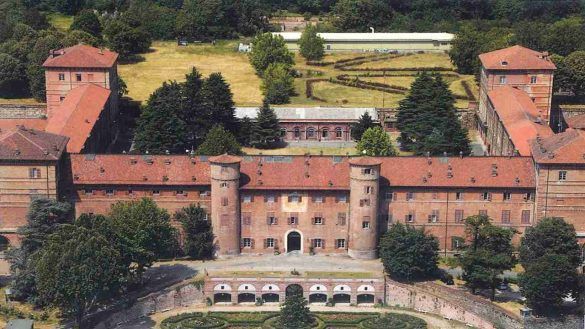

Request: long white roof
left=273, top=32, right=454, bottom=42
left=235, top=107, right=378, bottom=121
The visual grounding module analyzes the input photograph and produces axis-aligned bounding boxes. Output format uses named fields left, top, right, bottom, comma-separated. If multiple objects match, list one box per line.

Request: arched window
left=335, top=127, right=343, bottom=138
left=307, top=127, right=316, bottom=138
left=294, top=127, right=301, bottom=138
left=280, top=128, right=287, bottom=137
left=322, top=129, right=329, bottom=139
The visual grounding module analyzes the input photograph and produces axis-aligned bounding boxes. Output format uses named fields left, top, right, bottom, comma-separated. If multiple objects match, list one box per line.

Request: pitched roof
left=70, top=154, right=211, bottom=185
left=488, top=86, right=553, bottom=156
left=566, top=114, right=585, bottom=130
left=235, top=107, right=379, bottom=121
left=531, top=128, right=585, bottom=164
left=43, top=44, right=118, bottom=68
left=273, top=32, right=454, bottom=42
left=0, top=126, right=68, bottom=161
left=45, top=84, right=111, bottom=153
left=479, top=45, right=556, bottom=70
left=349, top=156, right=382, bottom=166
left=69, top=155, right=536, bottom=189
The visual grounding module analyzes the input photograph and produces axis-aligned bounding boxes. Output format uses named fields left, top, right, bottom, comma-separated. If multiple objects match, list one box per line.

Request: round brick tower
left=348, top=156, right=382, bottom=259
left=209, top=154, right=242, bottom=257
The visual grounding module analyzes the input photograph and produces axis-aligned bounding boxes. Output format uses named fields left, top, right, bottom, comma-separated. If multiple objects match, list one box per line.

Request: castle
left=0, top=44, right=584, bottom=257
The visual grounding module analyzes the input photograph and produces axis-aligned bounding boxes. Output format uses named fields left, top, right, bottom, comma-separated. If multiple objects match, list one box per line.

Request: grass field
left=118, top=41, right=263, bottom=105
left=118, top=41, right=478, bottom=109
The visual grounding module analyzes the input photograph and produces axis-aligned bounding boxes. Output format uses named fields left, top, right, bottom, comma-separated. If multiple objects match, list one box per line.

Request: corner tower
left=348, top=157, right=382, bottom=259
left=209, top=154, right=242, bottom=257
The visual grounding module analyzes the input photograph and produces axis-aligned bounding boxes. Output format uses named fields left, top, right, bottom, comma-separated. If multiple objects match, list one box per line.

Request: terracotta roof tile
left=0, top=119, right=47, bottom=133
left=349, top=156, right=382, bottom=166
left=45, top=84, right=111, bottom=153
left=566, top=114, right=585, bottom=130
left=479, top=45, right=556, bottom=70
left=531, top=129, right=585, bottom=164
left=43, top=44, right=118, bottom=68
left=0, top=127, right=68, bottom=161
left=209, top=154, right=242, bottom=164
left=70, top=154, right=211, bottom=185
left=488, top=86, right=553, bottom=156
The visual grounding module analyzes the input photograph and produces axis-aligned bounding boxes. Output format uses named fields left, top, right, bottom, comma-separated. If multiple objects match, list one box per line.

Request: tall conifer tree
left=252, top=100, right=280, bottom=149
left=201, top=72, right=238, bottom=133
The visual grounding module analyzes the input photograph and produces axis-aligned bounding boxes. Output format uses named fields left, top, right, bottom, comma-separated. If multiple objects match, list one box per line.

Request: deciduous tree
left=196, top=125, right=242, bottom=156
left=174, top=205, right=214, bottom=259
left=261, top=62, right=295, bottom=104
left=0, top=53, right=27, bottom=97
left=356, top=126, right=397, bottom=156
left=379, top=223, right=439, bottom=281
left=350, top=112, right=375, bottom=141
left=70, top=10, right=102, bottom=37
left=249, top=32, right=294, bottom=75
left=333, top=0, right=393, bottom=32
left=299, top=25, right=324, bottom=61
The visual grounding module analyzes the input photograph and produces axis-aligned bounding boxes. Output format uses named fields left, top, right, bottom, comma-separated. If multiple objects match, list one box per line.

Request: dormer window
left=501, top=61, right=508, bottom=66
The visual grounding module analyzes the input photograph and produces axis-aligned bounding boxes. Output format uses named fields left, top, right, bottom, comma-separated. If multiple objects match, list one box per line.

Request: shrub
left=361, top=313, right=427, bottom=329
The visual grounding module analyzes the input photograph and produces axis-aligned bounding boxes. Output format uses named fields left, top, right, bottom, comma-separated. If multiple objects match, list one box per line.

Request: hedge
left=161, top=312, right=227, bottom=329
left=338, top=66, right=453, bottom=72
left=461, top=80, right=477, bottom=101
left=305, top=79, right=328, bottom=102
left=360, top=313, right=427, bottom=329
left=329, top=78, right=406, bottom=95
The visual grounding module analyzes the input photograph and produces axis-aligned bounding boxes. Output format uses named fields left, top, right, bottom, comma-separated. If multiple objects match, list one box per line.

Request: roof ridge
left=15, top=129, right=55, bottom=158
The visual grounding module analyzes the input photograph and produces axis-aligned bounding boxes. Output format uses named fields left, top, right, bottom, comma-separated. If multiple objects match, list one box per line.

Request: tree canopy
left=251, top=100, right=281, bottom=149
left=350, top=112, right=376, bottom=141
left=279, top=289, right=313, bottom=329
left=70, top=10, right=102, bottom=37
left=299, top=25, right=324, bottom=61
left=174, top=205, right=214, bottom=259
left=261, top=62, right=295, bottom=104
left=196, top=125, right=242, bottom=156
left=356, top=126, right=397, bottom=156
left=249, top=33, right=294, bottom=75
left=379, top=223, right=439, bottom=281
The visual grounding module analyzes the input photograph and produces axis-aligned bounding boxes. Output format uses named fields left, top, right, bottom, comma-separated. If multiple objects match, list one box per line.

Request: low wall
left=525, top=315, right=584, bottom=329
left=386, top=280, right=523, bottom=329
left=0, top=104, right=46, bottom=119
left=91, top=281, right=206, bottom=329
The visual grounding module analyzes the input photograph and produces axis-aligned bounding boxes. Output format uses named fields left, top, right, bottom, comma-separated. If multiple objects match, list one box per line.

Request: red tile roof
left=0, top=126, right=68, bottom=161
left=531, top=129, right=585, bottom=164
left=69, top=155, right=536, bottom=189
left=566, top=114, right=585, bottom=130
left=479, top=45, right=556, bottom=71
left=0, top=119, right=47, bottom=133
left=378, top=156, right=535, bottom=188
left=45, top=84, right=111, bottom=153
left=488, top=86, right=553, bottom=156
left=43, top=44, right=118, bottom=68
left=349, top=156, right=382, bottom=166
left=209, top=154, right=242, bottom=164
left=70, top=154, right=211, bottom=185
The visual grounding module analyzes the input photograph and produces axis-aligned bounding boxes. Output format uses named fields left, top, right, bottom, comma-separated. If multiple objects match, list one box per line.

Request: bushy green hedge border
left=360, top=313, right=427, bottom=329
left=161, top=312, right=227, bottom=329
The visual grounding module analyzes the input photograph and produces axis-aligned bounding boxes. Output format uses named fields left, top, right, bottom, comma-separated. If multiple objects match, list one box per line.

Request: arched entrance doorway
left=285, top=284, right=303, bottom=299
left=286, top=231, right=301, bottom=252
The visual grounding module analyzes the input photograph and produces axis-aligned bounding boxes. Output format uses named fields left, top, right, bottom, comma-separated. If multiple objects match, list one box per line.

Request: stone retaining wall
left=386, top=280, right=523, bottom=329
left=0, top=104, right=46, bottom=119
left=91, top=281, right=206, bottom=329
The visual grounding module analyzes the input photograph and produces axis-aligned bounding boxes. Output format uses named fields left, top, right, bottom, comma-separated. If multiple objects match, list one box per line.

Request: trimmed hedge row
left=334, top=54, right=405, bottom=70
left=338, top=66, right=453, bottom=72
left=361, top=313, right=427, bottom=329
left=161, top=312, right=227, bottom=329
left=336, top=75, right=409, bottom=91
left=461, top=80, right=477, bottom=101
left=329, top=78, right=407, bottom=95
left=306, top=60, right=335, bottom=66
left=306, top=79, right=328, bottom=102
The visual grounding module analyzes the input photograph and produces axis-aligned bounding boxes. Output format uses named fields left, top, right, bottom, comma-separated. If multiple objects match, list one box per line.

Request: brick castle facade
left=0, top=44, right=584, bottom=256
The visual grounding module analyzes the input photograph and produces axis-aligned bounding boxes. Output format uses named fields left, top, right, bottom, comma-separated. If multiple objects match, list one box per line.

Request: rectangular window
left=362, top=168, right=372, bottom=175
left=242, top=213, right=251, bottom=225
left=336, top=194, right=347, bottom=203
left=83, top=188, right=93, bottom=195
left=364, top=186, right=373, bottom=194
left=313, top=213, right=324, bottom=225
left=288, top=213, right=298, bottom=225
left=530, top=76, right=537, bottom=84
left=503, top=192, right=511, bottom=201
left=243, top=195, right=252, bottom=203
left=406, top=192, right=415, bottom=201
left=501, top=210, right=511, bottom=224
left=359, top=198, right=370, bottom=207
left=521, top=210, right=531, bottom=224
left=265, top=194, right=276, bottom=203
left=28, top=168, right=41, bottom=179
left=336, top=239, right=346, bottom=249
left=428, top=210, right=440, bottom=223
left=455, top=209, right=464, bottom=223
left=312, top=195, right=324, bottom=203
left=59, top=96, right=65, bottom=102
left=479, top=210, right=488, bottom=217
left=455, top=192, right=463, bottom=200
left=524, top=193, right=533, bottom=201
left=559, top=171, right=567, bottom=181
left=385, top=191, right=396, bottom=201
left=481, top=192, right=492, bottom=201
left=58, top=73, right=65, bottom=80
left=242, top=238, right=252, bottom=248
left=220, top=182, right=228, bottom=188
left=75, top=73, right=82, bottom=81
left=313, top=238, right=323, bottom=248
left=176, top=190, right=185, bottom=196
left=221, top=197, right=228, bottom=206
left=267, top=212, right=277, bottom=225
left=406, top=211, right=415, bottom=223
left=201, top=190, right=210, bottom=197
left=337, top=213, right=347, bottom=226
left=153, top=190, right=160, bottom=196
left=106, top=189, right=115, bottom=196
left=362, top=217, right=370, bottom=229
left=265, top=238, right=275, bottom=248
left=499, top=75, right=507, bottom=84
left=288, top=193, right=301, bottom=203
